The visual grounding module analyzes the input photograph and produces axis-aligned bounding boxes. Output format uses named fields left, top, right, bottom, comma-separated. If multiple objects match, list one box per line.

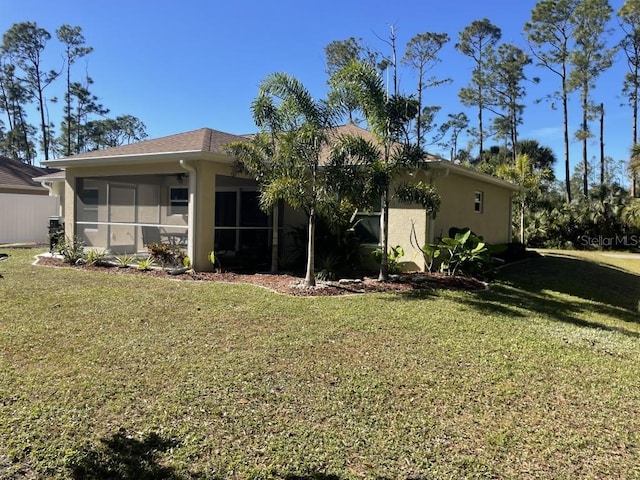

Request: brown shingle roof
left=0, top=157, right=60, bottom=188
left=319, top=124, right=445, bottom=164
left=62, top=127, right=248, bottom=160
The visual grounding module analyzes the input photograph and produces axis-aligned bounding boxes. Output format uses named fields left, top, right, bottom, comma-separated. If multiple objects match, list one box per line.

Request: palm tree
left=329, top=60, right=427, bottom=281
left=227, top=72, right=337, bottom=287
left=496, top=153, right=547, bottom=245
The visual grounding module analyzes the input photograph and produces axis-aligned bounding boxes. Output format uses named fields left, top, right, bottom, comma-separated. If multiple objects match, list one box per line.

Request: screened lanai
left=75, top=172, right=280, bottom=267
left=76, top=173, right=189, bottom=255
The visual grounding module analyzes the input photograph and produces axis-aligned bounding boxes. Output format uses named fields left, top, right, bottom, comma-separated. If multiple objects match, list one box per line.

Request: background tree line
left=229, top=0, right=640, bottom=285
left=323, top=0, right=640, bottom=250
left=0, top=21, right=147, bottom=164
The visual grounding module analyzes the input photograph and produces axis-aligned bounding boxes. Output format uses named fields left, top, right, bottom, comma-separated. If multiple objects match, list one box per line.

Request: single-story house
left=0, top=157, right=62, bottom=244
left=42, top=125, right=518, bottom=272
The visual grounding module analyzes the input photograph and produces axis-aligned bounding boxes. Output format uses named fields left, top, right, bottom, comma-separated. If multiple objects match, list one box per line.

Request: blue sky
left=0, top=0, right=632, bottom=183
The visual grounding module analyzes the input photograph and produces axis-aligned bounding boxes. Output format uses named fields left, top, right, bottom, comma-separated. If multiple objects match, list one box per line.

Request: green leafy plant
left=208, top=251, right=221, bottom=273
left=85, top=249, right=108, bottom=267
left=420, top=243, right=441, bottom=274
left=114, top=254, right=136, bottom=268
left=372, top=245, right=405, bottom=274
left=54, top=236, right=86, bottom=265
left=136, top=256, right=156, bottom=271
left=438, top=229, right=490, bottom=276
left=315, top=252, right=341, bottom=281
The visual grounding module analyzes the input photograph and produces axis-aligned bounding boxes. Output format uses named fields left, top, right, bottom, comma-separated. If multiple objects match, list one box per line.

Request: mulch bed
left=35, top=255, right=487, bottom=297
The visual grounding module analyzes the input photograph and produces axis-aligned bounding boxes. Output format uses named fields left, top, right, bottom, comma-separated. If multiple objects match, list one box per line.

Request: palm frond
left=331, top=60, right=387, bottom=137
left=329, top=134, right=381, bottom=167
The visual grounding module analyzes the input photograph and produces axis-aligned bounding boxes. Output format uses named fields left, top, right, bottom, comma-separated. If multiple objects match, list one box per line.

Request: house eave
left=0, top=184, right=48, bottom=192
left=33, top=175, right=65, bottom=183
left=42, top=150, right=232, bottom=168
left=425, top=160, right=520, bottom=191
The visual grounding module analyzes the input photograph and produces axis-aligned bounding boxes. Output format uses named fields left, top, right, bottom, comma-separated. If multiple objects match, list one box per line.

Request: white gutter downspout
left=179, top=159, right=197, bottom=265
left=39, top=180, right=61, bottom=217
left=39, top=179, right=53, bottom=194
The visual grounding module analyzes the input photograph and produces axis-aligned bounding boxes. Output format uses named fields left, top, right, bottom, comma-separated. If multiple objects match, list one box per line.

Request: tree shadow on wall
left=67, top=427, right=188, bottom=480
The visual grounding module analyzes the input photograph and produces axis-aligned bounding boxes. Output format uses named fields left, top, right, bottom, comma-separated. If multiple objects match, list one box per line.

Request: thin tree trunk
left=582, top=86, right=589, bottom=197
left=511, top=105, right=518, bottom=165
left=520, top=199, right=525, bottom=245
left=17, top=109, right=32, bottom=163
left=304, top=207, right=316, bottom=287
left=563, top=73, right=571, bottom=203
left=416, top=66, right=423, bottom=148
left=65, top=60, right=71, bottom=157
left=478, top=88, right=484, bottom=159
left=36, top=79, right=49, bottom=161
left=633, top=75, right=638, bottom=198
left=270, top=202, right=279, bottom=274
left=600, top=103, right=604, bottom=186
left=378, top=189, right=389, bottom=282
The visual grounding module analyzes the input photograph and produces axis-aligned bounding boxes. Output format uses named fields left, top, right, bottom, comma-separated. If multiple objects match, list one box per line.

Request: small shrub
left=86, top=249, right=108, bottom=266
left=315, top=252, right=341, bottom=281
left=114, top=254, right=136, bottom=268
left=372, top=245, right=405, bottom=274
left=413, top=225, right=494, bottom=277
left=55, top=236, right=86, bottom=265
left=136, top=256, right=156, bottom=271
left=420, top=243, right=441, bottom=273
left=147, top=242, right=185, bottom=269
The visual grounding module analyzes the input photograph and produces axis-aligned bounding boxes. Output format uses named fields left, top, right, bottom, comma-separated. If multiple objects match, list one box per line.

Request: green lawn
left=1, top=248, right=640, bottom=479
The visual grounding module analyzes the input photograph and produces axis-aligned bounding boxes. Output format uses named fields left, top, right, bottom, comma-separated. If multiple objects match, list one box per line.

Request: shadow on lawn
left=65, top=428, right=401, bottom=480
left=65, top=427, right=432, bottom=479
left=67, top=428, right=192, bottom=480
left=456, top=252, right=640, bottom=337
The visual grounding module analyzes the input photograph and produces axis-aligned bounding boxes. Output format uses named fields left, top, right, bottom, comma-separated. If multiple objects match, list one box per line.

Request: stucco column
left=182, top=160, right=217, bottom=272
left=63, top=171, right=78, bottom=240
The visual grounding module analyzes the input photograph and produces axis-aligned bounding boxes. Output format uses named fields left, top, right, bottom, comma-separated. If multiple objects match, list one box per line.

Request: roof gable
left=0, top=157, right=59, bottom=188
left=57, top=127, right=249, bottom=161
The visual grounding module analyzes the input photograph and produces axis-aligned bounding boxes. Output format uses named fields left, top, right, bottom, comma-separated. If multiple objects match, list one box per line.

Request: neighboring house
left=43, top=126, right=518, bottom=272
left=0, top=156, right=58, bottom=195
left=0, top=157, right=62, bottom=244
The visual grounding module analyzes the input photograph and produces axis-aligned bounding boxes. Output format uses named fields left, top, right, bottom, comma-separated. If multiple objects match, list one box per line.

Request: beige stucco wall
left=387, top=167, right=515, bottom=272
left=50, top=181, right=65, bottom=218
left=187, top=159, right=218, bottom=271
left=387, top=193, right=427, bottom=272
left=430, top=171, right=513, bottom=245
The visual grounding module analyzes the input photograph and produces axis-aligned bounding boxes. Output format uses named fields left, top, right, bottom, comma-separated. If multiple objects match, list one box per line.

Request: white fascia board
left=42, top=150, right=232, bottom=168
left=426, top=161, right=520, bottom=191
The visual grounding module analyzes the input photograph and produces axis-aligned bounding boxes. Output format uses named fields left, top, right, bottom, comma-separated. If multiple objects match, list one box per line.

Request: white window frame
left=474, top=191, right=484, bottom=214
left=169, top=186, right=188, bottom=216
left=354, top=211, right=382, bottom=246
